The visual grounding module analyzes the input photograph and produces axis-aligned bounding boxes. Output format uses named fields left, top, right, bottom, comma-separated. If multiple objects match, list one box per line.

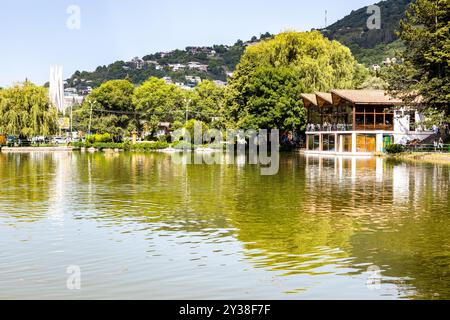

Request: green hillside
left=66, top=33, right=272, bottom=92
left=322, top=0, right=412, bottom=65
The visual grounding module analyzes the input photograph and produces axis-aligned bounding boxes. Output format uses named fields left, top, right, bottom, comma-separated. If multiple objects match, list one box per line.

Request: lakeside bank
left=0, top=146, right=79, bottom=153
left=382, top=152, right=450, bottom=166
left=2, top=146, right=450, bottom=166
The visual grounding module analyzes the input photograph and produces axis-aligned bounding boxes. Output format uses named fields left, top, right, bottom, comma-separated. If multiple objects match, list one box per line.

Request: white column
left=339, top=135, right=343, bottom=153
left=335, top=133, right=338, bottom=152
left=376, top=133, right=384, bottom=153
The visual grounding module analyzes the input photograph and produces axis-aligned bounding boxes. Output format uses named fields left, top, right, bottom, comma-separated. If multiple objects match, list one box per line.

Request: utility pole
left=70, top=101, right=73, bottom=140
left=88, top=100, right=94, bottom=135
left=325, top=10, right=328, bottom=29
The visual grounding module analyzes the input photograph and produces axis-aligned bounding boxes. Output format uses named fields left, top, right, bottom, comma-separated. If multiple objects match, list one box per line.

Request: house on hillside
left=168, top=63, right=186, bottom=71
left=131, top=57, right=145, bottom=69
left=185, top=76, right=202, bottom=84
left=302, top=90, right=433, bottom=155
left=187, top=62, right=209, bottom=72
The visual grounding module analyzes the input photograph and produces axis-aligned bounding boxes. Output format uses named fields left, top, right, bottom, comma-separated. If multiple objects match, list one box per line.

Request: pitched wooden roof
left=315, top=92, right=333, bottom=107
left=301, top=94, right=318, bottom=108
left=331, top=90, right=403, bottom=106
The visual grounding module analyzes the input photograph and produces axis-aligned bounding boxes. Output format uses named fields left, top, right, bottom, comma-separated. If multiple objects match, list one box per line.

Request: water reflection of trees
left=71, top=153, right=240, bottom=234
left=227, top=155, right=357, bottom=275
left=0, top=153, right=56, bottom=222
left=3, top=152, right=449, bottom=298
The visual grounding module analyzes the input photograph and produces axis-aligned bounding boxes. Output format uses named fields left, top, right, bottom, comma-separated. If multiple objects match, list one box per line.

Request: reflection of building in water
left=392, top=163, right=410, bottom=205
left=47, top=152, right=75, bottom=223
left=304, top=155, right=449, bottom=217
left=304, top=155, right=390, bottom=217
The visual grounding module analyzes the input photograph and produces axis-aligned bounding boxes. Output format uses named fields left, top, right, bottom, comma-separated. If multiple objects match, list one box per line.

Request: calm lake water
left=0, top=152, right=449, bottom=300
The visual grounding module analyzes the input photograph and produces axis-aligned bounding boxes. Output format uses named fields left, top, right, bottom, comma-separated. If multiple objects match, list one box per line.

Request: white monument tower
left=49, top=65, right=65, bottom=115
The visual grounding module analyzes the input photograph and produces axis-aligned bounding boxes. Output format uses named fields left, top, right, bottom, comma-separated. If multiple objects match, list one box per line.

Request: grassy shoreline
left=382, top=152, right=450, bottom=165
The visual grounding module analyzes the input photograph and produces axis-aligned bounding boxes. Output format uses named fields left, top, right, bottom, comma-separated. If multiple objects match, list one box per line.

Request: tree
left=74, top=80, right=135, bottom=140
left=132, top=77, right=186, bottom=131
left=189, top=80, right=226, bottom=126
left=227, top=67, right=307, bottom=130
left=184, top=119, right=209, bottom=144
left=226, top=31, right=367, bottom=130
left=383, top=0, right=450, bottom=116
left=0, top=81, right=58, bottom=137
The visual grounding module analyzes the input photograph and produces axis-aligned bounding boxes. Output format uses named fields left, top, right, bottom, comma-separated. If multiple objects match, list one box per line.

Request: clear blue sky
left=0, top=0, right=377, bottom=87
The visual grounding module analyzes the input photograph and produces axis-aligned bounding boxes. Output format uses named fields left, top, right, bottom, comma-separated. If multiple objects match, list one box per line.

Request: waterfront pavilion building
left=302, top=90, right=433, bottom=155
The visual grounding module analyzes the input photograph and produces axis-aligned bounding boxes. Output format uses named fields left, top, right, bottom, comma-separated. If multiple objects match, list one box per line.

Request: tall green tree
left=74, top=79, right=135, bottom=140
left=189, top=80, right=226, bottom=126
left=133, top=77, right=186, bottom=130
left=0, top=81, right=58, bottom=137
left=383, top=0, right=450, bottom=116
left=226, top=31, right=367, bottom=130
left=227, top=67, right=307, bottom=130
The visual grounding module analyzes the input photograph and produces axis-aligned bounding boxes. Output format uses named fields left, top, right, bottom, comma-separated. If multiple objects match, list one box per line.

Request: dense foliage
left=72, top=77, right=227, bottom=138
left=189, top=80, right=226, bottom=125
left=382, top=0, right=450, bottom=117
left=74, top=80, right=136, bottom=141
left=0, top=82, right=58, bottom=137
left=133, top=77, right=186, bottom=130
left=386, top=143, right=406, bottom=154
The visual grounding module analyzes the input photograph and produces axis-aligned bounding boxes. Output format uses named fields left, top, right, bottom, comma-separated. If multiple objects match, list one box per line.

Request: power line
left=90, top=108, right=218, bottom=117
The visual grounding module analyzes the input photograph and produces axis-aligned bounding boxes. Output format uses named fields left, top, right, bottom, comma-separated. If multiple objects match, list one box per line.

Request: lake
left=0, top=152, right=449, bottom=299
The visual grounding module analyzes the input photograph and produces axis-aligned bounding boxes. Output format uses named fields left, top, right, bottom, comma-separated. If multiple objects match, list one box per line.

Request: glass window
left=355, top=114, right=365, bottom=130
left=385, top=113, right=394, bottom=130
left=313, top=135, right=320, bottom=150
left=356, top=134, right=376, bottom=152
left=308, top=135, right=320, bottom=151
left=323, top=134, right=336, bottom=151
left=340, top=134, right=352, bottom=152
left=375, top=114, right=385, bottom=130
left=365, top=114, right=375, bottom=129
left=308, top=135, right=314, bottom=150
left=356, top=106, right=365, bottom=113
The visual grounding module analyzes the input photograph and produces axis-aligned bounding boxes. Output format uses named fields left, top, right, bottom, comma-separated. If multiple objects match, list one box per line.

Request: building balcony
left=306, top=124, right=395, bottom=132
left=306, top=124, right=353, bottom=132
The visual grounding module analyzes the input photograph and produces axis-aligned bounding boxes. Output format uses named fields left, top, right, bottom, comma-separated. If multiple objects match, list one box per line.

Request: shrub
left=130, top=141, right=169, bottom=151
left=92, top=142, right=124, bottom=150
left=144, top=134, right=157, bottom=142
left=85, top=133, right=112, bottom=144
left=73, top=142, right=124, bottom=150
left=385, top=144, right=405, bottom=154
